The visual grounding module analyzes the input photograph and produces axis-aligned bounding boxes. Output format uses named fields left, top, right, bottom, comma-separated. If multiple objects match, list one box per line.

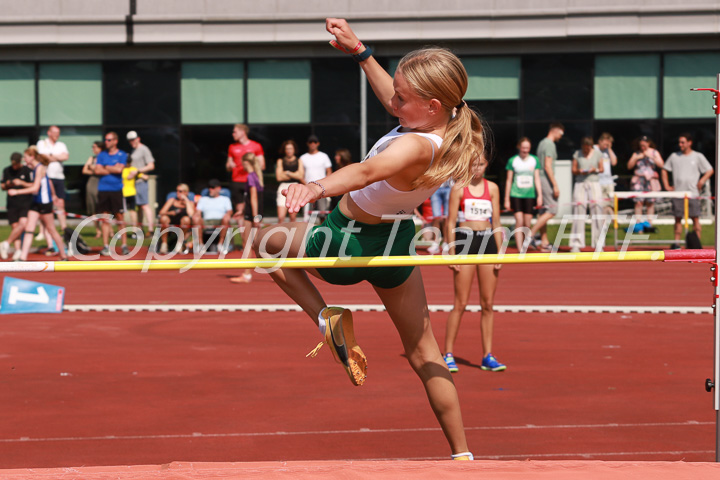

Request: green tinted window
left=248, top=60, right=310, bottom=124
left=664, top=53, right=720, bottom=119
left=465, top=57, right=521, bottom=100
left=0, top=63, right=35, bottom=127
left=43, top=127, right=104, bottom=166
left=594, top=55, right=660, bottom=119
left=39, top=63, right=102, bottom=125
left=181, top=61, right=244, bottom=124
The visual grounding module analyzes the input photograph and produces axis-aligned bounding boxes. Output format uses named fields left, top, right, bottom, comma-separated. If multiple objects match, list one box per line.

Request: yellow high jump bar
left=0, top=249, right=713, bottom=273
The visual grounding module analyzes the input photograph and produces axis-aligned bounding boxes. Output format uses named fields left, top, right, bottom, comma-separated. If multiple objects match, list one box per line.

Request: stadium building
left=0, top=1, right=718, bottom=213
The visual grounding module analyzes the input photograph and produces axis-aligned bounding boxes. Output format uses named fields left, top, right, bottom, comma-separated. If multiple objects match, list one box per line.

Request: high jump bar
left=0, top=249, right=713, bottom=273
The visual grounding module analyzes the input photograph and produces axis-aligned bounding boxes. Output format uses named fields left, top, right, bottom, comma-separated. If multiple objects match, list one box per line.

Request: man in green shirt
left=530, top=123, right=564, bottom=251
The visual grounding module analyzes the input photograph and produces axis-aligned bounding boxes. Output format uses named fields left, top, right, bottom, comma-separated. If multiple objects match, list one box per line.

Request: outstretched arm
left=283, top=134, right=432, bottom=213
left=326, top=18, right=395, bottom=114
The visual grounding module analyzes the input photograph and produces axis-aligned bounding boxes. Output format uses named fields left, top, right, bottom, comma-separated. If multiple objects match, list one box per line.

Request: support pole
left=692, top=74, right=720, bottom=462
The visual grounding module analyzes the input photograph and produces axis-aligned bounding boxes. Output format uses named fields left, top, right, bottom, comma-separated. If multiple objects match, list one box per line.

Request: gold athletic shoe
left=307, top=307, right=367, bottom=386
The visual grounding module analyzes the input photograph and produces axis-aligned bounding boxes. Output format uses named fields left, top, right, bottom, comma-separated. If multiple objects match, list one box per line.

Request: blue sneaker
left=481, top=353, right=506, bottom=372
left=444, top=353, right=459, bottom=373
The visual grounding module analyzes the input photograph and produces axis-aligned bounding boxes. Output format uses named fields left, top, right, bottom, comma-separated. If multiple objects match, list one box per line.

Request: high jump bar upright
left=0, top=249, right=713, bottom=273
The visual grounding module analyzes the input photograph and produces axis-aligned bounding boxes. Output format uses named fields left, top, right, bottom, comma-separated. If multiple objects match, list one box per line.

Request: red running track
left=0, top=256, right=716, bottom=469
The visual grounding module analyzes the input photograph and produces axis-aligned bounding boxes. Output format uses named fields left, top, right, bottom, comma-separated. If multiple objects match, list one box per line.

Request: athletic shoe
left=159, top=242, right=168, bottom=254
left=99, top=247, right=111, bottom=256
left=0, top=241, right=9, bottom=260
left=570, top=246, right=581, bottom=253
left=451, top=452, right=474, bottom=461
left=444, top=353, right=459, bottom=373
left=121, top=245, right=130, bottom=256
left=307, top=307, right=367, bottom=386
left=481, top=353, right=506, bottom=372
left=527, top=236, right=539, bottom=251
left=35, top=231, right=45, bottom=241
left=44, top=248, right=59, bottom=257
left=12, top=250, right=22, bottom=261
left=427, top=242, right=440, bottom=255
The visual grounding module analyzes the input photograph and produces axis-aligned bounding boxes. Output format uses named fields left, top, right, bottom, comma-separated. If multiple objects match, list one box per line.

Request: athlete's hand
left=283, top=183, right=323, bottom=214
left=448, top=264, right=461, bottom=272
left=326, top=18, right=360, bottom=52
left=8, top=190, right=16, bottom=197
left=494, top=264, right=502, bottom=271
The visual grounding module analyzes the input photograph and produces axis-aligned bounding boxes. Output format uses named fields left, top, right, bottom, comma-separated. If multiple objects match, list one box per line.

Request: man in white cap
left=126, top=130, right=156, bottom=234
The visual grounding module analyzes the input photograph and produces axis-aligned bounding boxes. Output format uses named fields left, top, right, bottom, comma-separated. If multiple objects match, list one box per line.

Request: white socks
left=451, top=452, right=474, bottom=460
left=317, top=307, right=328, bottom=336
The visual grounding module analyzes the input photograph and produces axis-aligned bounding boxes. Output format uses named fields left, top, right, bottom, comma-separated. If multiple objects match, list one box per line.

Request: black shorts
left=454, top=228, right=499, bottom=255
left=50, top=178, right=66, bottom=200
left=510, top=196, right=535, bottom=215
left=243, top=193, right=264, bottom=222
left=30, top=202, right=53, bottom=215
left=7, top=204, right=30, bottom=224
left=97, top=191, right=124, bottom=214
left=123, top=195, right=136, bottom=211
left=231, top=182, right=247, bottom=207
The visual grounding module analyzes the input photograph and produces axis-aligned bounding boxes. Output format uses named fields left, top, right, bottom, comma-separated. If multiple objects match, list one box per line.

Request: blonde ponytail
left=396, top=48, right=487, bottom=190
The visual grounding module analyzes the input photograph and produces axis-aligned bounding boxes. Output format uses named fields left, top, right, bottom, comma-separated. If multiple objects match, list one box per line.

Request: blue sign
left=0, top=277, right=64, bottom=314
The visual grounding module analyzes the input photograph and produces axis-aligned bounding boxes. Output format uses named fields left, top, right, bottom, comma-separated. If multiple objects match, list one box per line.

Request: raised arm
left=326, top=18, right=395, bottom=114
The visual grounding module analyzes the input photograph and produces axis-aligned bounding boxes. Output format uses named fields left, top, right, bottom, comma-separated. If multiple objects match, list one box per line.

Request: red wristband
left=350, top=41, right=363, bottom=54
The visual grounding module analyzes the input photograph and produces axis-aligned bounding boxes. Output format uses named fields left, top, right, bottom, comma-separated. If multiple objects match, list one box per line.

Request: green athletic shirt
left=506, top=154, right=540, bottom=198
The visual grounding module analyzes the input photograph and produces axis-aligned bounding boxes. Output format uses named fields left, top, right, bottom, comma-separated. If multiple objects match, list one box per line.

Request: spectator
left=122, top=156, right=140, bottom=239
left=594, top=133, right=617, bottom=217
left=413, top=198, right=435, bottom=245
left=504, top=137, right=542, bottom=252
left=226, top=124, right=265, bottom=226
left=126, top=131, right=156, bottom=234
left=628, top=136, right=664, bottom=232
left=275, top=140, right=304, bottom=223
left=300, top=134, right=332, bottom=222
left=36, top=125, right=69, bottom=233
left=81, top=141, right=104, bottom=238
left=570, top=137, right=604, bottom=253
left=427, top=179, right=453, bottom=254
left=95, top=131, right=129, bottom=256
left=0, top=152, right=33, bottom=260
left=530, top=123, right=564, bottom=252
left=158, top=183, right=195, bottom=254
left=231, top=153, right=264, bottom=283
left=334, top=148, right=353, bottom=169
left=9, top=147, right=68, bottom=261
left=661, top=133, right=714, bottom=248
left=193, top=179, right=233, bottom=254
left=444, top=156, right=505, bottom=373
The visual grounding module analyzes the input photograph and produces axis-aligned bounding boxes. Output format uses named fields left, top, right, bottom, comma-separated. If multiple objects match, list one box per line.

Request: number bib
left=516, top=174, right=533, bottom=189
left=463, top=198, right=492, bottom=222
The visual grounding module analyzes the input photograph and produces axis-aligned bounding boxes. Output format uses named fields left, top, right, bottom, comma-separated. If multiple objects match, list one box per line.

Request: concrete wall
left=0, top=0, right=717, bottom=49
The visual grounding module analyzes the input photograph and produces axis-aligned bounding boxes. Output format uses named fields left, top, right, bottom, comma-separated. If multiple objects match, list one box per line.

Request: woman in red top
left=443, top=156, right=505, bottom=373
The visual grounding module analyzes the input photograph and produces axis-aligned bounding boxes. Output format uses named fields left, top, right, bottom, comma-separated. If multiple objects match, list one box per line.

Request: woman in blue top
left=9, top=146, right=68, bottom=261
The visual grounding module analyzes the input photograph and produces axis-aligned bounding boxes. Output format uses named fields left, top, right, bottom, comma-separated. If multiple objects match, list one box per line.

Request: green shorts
left=305, top=207, right=416, bottom=289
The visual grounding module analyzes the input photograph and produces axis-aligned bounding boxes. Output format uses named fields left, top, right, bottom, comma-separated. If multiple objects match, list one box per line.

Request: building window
left=181, top=61, right=244, bottom=125
left=0, top=63, right=35, bottom=127
left=247, top=60, right=310, bottom=124
left=465, top=57, right=521, bottom=101
left=664, top=52, right=720, bottom=119
left=39, top=63, right=102, bottom=126
left=594, top=54, right=660, bottom=120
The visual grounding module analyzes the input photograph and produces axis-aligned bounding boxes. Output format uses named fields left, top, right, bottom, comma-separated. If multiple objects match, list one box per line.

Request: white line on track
left=62, top=304, right=712, bottom=314
left=0, top=420, right=711, bottom=444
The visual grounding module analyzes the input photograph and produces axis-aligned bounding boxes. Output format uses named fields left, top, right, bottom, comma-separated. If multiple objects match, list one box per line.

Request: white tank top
left=350, top=126, right=443, bottom=217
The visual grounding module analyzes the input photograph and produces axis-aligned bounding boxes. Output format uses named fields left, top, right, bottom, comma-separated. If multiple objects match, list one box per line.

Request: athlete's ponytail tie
left=451, top=100, right=466, bottom=119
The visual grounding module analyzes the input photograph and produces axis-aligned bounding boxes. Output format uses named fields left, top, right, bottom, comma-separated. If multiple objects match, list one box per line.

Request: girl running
left=9, top=146, right=68, bottom=261
left=443, top=156, right=505, bottom=373
left=253, top=18, right=485, bottom=460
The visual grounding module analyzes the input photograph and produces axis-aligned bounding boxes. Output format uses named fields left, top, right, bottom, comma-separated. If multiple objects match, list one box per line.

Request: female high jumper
left=254, top=18, right=486, bottom=460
